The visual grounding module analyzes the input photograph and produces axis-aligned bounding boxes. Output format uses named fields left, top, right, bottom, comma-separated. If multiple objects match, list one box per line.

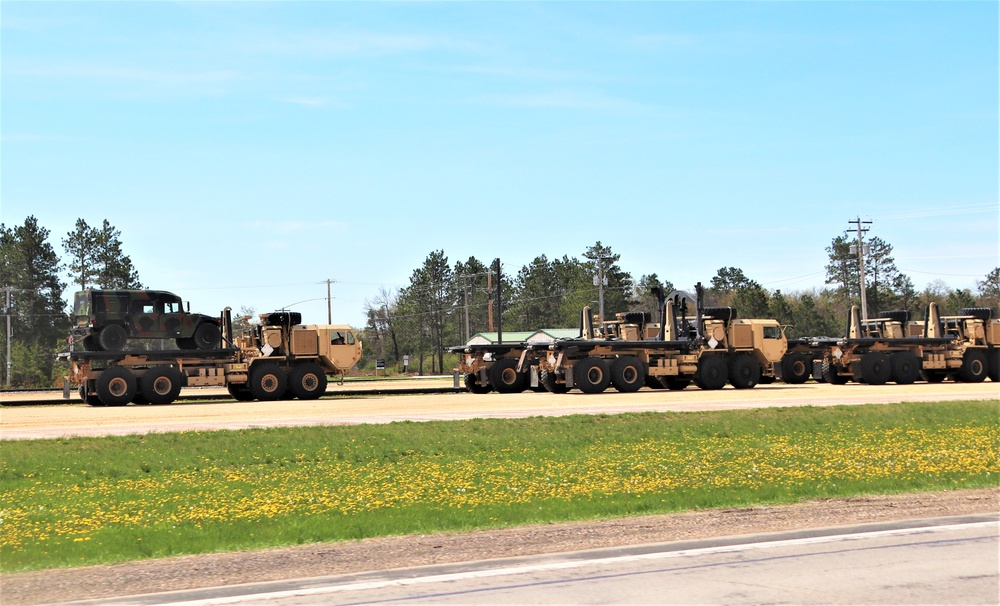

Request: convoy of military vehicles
left=63, top=281, right=998, bottom=406
left=450, top=283, right=1000, bottom=395
left=67, top=290, right=362, bottom=406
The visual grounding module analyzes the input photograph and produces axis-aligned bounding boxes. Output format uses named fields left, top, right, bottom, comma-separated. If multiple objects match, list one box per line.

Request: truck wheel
left=821, top=360, right=849, bottom=385
left=890, top=352, right=920, bottom=385
left=857, top=352, right=891, bottom=385
left=781, top=353, right=811, bottom=384
left=227, top=383, right=255, bottom=401
left=250, top=364, right=287, bottom=401
left=610, top=356, right=645, bottom=392
left=193, top=323, right=222, bottom=350
left=989, top=350, right=1000, bottom=382
left=290, top=363, right=328, bottom=399
left=489, top=359, right=527, bottom=393
left=959, top=307, right=993, bottom=321
left=958, top=350, right=988, bottom=383
left=694, top=356, right=728, bottom=390
left=139, top=366, right=184, bottom=404
left=463, top=373, right=492, bottom=394
left=96, top=367, right=136, bottom=406
left=98, top=324, right=128, bottom=351
left=729, top=354, right=760, bottom=389
left=922, top=370, right=948, bottom=383
left=644, top=376, right=666, bottom=389
left=79, top=384, right=104, bottom=406
left=539, top=369, right=569, bottom=393
left=661, top=377, right=691, bottom=391
left=573, top=357, right=610, bottom=394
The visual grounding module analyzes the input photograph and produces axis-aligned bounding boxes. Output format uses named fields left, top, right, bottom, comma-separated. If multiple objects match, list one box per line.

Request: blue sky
left=3, top=2, right=997, bottom=328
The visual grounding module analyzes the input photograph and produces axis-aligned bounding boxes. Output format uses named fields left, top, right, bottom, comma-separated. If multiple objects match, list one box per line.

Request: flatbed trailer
left=66, top=309, right=362, bottom=405
left=780, top=304, right=998, bottom=385
left=526, top=285, right=787, bottom=394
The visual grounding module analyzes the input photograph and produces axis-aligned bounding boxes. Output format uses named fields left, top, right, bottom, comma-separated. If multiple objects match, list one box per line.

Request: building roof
left=465, top=328, right=579, bottom=345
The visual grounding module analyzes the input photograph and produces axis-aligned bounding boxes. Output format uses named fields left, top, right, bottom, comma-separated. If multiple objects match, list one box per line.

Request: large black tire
left=139, top=366, right=184, bottom=404
left=290, top=363, right=328, bottom=399
left=79, top=384, right=104, bottom=406
left=227, top=383, right=255, bottom=401
left=661, top=377, right=691, bottom=390
left=922, top=370, right=948, bottom=383
left=890, top=352, right=920, bottom=385
left=96, top=367, right=136, bottom=406
left=694, top=355, right=728, bottom=390
left=98, top=324, right=128, bottom=351
left=959, top=307, right=993, bottom=321
left=489, top=359, right=527, bottom=393
left=958, top=350, right=988, bottom=383
left=781, top=353, right=812, bottom=384
left=644, top=376, right=666, bottom=389
left=463, top=372, right=492, bottom=394
left=573, top=357, right=610, bottom=394
left=879, top=310, right=911, bottom=323
left=989, top=350, right=1000, bottom=382
left=702, top=307, right=737, bottom=321
left=857, top=352, right=891, bottom=385
left=821, top=360, right=849, bottom=384
left=610, top=356, right=645, bottom=393
left=193, top=322, right=222, bottom=350
left=250, top=364, right=287, bottom=401
left=539, top=369, right=569, bottom=393
left=728, top=354, right=760, bottom=389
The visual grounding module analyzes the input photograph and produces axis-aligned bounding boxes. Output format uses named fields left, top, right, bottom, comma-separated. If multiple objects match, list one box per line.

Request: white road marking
left=162, top=520, right=998, bottom=606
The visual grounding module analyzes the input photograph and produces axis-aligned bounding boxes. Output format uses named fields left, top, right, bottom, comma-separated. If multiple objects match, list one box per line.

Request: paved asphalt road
left=63, top=515, right=998, bottom=606
left=3, top=380, right=998, bottom=440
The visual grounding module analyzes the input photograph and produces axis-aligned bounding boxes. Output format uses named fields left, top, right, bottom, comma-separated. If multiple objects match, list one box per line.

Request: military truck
left=529, top=284, right=788, bottom=394
left=69, top=309, right=362, bottom=406
left=782, top=304, right=999, bottom=385
left=71, top=289, right=222, bottom=351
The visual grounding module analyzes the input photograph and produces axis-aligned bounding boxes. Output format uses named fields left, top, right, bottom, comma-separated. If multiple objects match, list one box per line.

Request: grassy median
left=2, top=400, right=998, bottom=572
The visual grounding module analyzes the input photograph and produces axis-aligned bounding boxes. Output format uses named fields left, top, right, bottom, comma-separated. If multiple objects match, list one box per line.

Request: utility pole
left=462, top=277, right=470, bottom=343
left=848, top=217, right=872, bottom=322
left=325, top=279, right=334, bottom=324
left=4, top=286, right=12, bottom=387
left=494, top=258, right=503, bottom=343
left=594, top=257, right=609, bottom=323
left=487, top=269, right=494, bottom=332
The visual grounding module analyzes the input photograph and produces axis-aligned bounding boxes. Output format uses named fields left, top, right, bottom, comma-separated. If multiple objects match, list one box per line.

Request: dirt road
left=2, top=379, right=997, bottom=440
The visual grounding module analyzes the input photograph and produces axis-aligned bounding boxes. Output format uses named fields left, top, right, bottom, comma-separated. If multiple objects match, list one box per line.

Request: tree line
left=361, top=239, right=1000, bottom=373
left=1, top=216, right=141, bottom=387
left=1, top=214, right=998, bottom=386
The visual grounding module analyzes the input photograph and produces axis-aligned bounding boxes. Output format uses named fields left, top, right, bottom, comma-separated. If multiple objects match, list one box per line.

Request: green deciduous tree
left=632, top=273, right=673, bottom=319
left=976, top=267, right=1000, bottom=313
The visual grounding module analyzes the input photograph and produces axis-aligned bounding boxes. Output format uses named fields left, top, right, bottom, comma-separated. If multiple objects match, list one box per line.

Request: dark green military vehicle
left=71, top=289, right=223, bottom=351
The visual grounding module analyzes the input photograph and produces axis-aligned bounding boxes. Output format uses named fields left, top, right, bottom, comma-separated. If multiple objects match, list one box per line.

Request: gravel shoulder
left=4, top=487, right=997, bottom=606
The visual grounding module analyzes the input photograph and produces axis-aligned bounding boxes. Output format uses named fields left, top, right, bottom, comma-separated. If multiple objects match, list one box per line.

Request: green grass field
left=2, top=400, right=997, bottom=572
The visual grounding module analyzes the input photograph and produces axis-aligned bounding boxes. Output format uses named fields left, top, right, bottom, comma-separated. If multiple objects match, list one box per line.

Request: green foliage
left=977, top=267, right=1000, bottom=313
left=3, top=401, right=997, bottom=571
left=0, top=217, right=71, bottom=386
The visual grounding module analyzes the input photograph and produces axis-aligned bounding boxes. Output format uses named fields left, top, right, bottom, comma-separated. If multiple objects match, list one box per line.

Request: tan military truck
left=69, top=309, right=362, bottom=406
left=784, top=303, right=998, bottom=385
left=531, top=284, right=788, bottom=394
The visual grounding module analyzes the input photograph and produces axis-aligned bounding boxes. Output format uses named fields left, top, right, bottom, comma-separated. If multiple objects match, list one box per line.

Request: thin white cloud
left=253, top=31, right=474, bottom=58
left=5, top=58, right=242, bottom=91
